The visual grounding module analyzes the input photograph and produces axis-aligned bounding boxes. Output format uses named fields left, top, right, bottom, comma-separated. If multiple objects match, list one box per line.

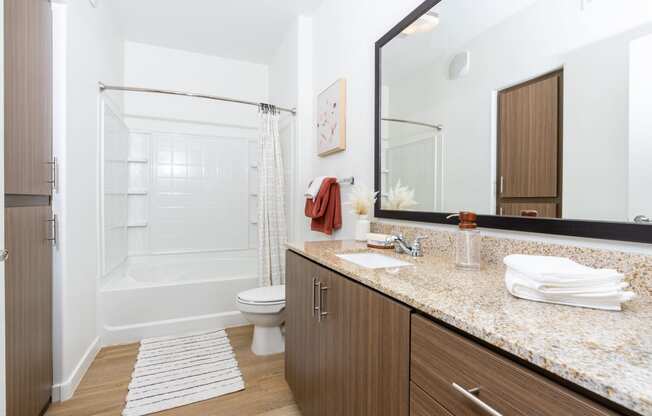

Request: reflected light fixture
left=401, top=11, right=440, bottom=37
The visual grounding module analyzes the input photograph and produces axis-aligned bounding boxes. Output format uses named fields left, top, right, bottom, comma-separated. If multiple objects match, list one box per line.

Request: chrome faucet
left=389, top=234, right=428, bottom=257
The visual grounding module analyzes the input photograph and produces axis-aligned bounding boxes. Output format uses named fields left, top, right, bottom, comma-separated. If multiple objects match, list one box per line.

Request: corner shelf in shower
left=128, top=158, right=149, bottom=163
left=127, top=221, right=148, bottom=228
left=128, top=189, right=148, bottom=195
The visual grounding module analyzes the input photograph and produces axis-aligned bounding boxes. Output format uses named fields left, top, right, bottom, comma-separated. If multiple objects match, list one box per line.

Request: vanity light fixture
left=401, top=11, right=439, bottom=36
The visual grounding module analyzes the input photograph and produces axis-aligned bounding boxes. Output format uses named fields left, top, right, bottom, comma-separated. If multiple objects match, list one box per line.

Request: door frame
left=495, top=69, right=564, bottom=218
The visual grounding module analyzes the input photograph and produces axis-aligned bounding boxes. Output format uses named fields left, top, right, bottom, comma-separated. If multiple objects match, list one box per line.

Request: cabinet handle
left=318, top=284, right=329, bottom=322
left=47, top=157, right=57, bottom=192
left=452, top=383, right=502, bottom=416
left=312, top=277, right=319, bottom=317
left=46, top=215, right=57, bottom=246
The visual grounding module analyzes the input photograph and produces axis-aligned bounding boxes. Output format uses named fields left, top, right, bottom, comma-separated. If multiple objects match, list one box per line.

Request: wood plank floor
left=46, top=326, right=300, bottom=416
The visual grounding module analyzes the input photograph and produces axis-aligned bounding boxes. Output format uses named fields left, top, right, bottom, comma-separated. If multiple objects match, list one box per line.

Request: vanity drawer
left=411, top=314, right=618, bottom=416
left=411, top=382, right=453, bottom=416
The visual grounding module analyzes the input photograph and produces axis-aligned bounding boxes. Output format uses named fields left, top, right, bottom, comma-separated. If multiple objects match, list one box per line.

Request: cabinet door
left=322, top=270, right=411, bottom=416
left=5, top=0, right=53, bottom=195
left=5, top=205, right=53, bottom=416
left=285, top=251, right=323, bottom=416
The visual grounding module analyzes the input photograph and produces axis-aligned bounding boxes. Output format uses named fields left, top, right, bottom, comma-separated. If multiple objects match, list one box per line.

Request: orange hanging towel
left=304, top=177, right=342, bottom=235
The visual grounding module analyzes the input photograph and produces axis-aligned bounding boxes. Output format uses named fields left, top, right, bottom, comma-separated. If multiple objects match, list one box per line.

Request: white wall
left=123, top=42, right=267, bottom=133
left=628, top=33, right=652, bottom=221
left=304, top=0, right=424, bottom=240
left=268, top=17, right=315, bottom=243
left=52, top=0, right=124, bottom=401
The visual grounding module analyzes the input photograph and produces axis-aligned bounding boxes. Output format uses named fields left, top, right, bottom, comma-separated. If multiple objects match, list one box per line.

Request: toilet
left=236, top=285, right=286, bottom=356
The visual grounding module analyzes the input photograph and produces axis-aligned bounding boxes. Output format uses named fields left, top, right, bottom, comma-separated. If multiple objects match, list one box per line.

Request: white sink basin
left=336, top=252, right=412, bottom=269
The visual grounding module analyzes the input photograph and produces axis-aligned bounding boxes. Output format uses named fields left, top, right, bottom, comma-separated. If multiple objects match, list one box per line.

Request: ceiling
left=382, top=0, right=541, bottom=84
left=110, top=0, right=324, bottom=65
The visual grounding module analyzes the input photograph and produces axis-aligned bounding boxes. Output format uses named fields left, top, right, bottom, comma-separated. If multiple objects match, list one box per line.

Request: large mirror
left=375, top=0, right=652, bottom=242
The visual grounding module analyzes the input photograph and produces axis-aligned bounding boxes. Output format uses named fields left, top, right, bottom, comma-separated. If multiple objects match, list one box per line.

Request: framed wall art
left=317, top=78, right=347, bottom=156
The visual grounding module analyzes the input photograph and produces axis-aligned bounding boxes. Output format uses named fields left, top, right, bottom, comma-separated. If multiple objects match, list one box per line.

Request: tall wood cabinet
left=4, top=0, right=54, bottom=414
left=285, top=251, right=410, bottom=416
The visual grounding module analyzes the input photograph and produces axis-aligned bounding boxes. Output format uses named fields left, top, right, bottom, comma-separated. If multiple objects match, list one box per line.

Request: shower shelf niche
left=128, top=189, right=148, bottom=195
left=127, top=221, right=148, bottom=228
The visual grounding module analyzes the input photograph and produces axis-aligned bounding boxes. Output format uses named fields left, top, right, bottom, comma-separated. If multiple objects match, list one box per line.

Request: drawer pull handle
left=318, top=284, right=329, bottom=322
left=312, top=277, right=318, bottom=317
left=452, top=383, right=503, bottom=416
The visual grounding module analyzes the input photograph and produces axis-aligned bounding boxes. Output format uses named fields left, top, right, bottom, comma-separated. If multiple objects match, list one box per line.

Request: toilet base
left=251, top=325, right=285, bottom=356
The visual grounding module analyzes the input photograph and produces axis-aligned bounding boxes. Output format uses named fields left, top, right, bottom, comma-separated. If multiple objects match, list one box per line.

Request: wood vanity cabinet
left=410, top=314, right=619, bottom=416
left=286, top=251, right=625, bottom=416
left=285, top=250, right=411, bottom=416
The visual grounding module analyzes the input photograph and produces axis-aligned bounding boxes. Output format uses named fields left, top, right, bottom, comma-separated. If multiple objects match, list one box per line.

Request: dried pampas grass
left=348, top=184, right=378, bottom=216
left=385, top=180, right=417, bottom=210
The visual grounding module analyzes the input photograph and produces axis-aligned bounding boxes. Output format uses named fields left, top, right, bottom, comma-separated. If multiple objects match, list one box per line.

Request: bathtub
left=100, top=251, right=258, bottom=345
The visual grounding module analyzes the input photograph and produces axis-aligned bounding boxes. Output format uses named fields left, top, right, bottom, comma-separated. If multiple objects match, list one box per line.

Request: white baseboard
left=101, top=311, right=248, bottom=347
left=52, top=336, right=101, bottom=402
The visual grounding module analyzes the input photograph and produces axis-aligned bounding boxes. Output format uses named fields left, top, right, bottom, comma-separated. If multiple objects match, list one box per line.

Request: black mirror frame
left=373, top=0, right=652, bottom=244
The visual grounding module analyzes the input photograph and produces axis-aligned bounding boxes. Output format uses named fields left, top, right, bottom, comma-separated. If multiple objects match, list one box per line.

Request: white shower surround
left=100, top=126, right=262, bottom=346
left=100, top=251, right=257, bottom=346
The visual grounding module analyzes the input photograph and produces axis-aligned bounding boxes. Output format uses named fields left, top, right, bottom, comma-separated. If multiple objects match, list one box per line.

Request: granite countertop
left=287, top=240, right=652, bottom=416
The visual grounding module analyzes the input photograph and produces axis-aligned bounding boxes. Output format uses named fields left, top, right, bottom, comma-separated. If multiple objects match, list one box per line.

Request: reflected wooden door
left=497, top=70, right=562, bottom=218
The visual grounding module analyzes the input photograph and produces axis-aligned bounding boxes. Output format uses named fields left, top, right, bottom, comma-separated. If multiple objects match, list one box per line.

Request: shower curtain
left=257, top=105, right=287, bottom=287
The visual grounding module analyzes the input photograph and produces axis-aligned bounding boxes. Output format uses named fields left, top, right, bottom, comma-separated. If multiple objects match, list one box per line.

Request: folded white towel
left=506, top=268, right=626, bottom=293
left=503, top=254, right=623, bottom=284
left=505, top=269, right=636, bottom=311
left=305, top=176, right=327, bottom=200
left=506, top=268, right=629, bottom=295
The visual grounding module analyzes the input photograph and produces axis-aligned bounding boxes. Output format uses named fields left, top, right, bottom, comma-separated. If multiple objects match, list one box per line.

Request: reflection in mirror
left=379, top=0, right=652, bottom=223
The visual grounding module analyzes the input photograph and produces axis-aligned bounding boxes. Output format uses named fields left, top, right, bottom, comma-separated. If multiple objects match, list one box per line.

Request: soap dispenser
left=447, top=211, right=481, bottom=270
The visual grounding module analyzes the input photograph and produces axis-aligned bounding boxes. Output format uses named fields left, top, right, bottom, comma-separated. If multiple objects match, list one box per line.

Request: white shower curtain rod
left=99, top=82, right=297, bottom=115
left=382, top=117, right=442, bottom=131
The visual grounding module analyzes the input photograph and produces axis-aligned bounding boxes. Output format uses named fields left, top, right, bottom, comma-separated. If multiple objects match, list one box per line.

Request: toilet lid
left=237, top=285, right=285, bottom=304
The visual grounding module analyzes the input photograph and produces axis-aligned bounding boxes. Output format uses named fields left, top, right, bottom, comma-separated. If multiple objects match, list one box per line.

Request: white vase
left=355, top=215, right=370, bottom=241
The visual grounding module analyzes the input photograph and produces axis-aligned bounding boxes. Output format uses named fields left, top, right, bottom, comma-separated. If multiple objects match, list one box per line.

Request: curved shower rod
left=382, top=117, right=443, bottom=131
left=99, top=82, right=297, bottom=115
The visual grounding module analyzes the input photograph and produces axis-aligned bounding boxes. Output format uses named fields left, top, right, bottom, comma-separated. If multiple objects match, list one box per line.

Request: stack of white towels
left=503, top=254, right=636, bottom=311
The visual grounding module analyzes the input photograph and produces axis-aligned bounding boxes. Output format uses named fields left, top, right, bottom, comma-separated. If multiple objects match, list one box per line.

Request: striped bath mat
left=123, top=330, right=245, bottom=416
